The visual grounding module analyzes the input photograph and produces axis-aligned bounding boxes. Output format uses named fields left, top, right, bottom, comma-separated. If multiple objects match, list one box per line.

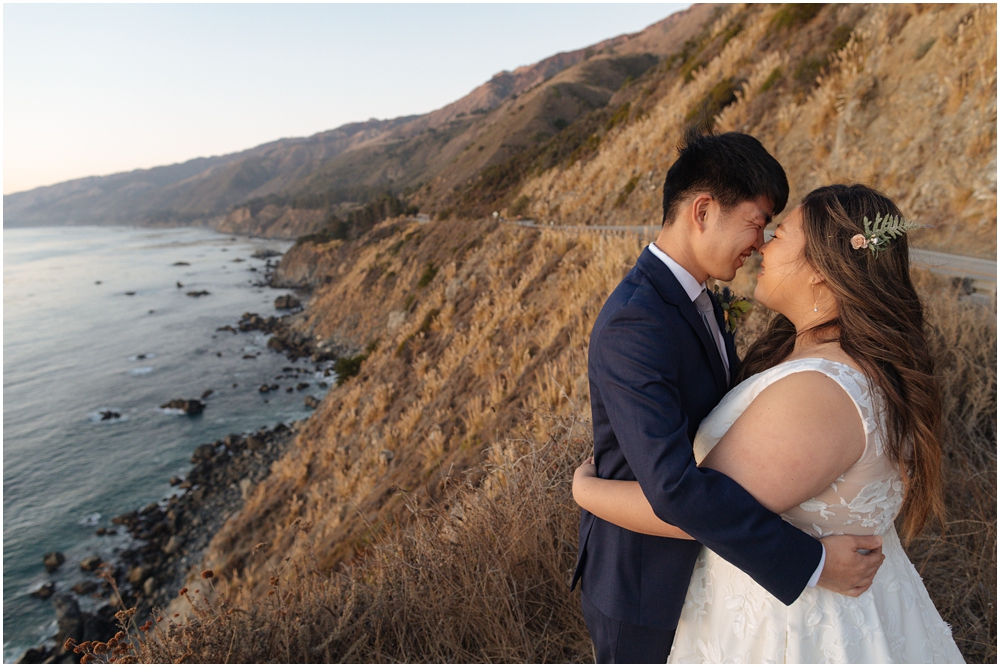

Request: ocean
left=2, top=225, right=330, bottom=661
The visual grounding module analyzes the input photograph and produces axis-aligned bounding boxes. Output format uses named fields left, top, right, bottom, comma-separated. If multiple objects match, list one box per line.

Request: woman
left=573, top=184, right=965, bottom=663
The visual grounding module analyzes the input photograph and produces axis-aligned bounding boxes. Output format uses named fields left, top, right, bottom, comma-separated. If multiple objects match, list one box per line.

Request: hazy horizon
left=4, top=3, right=688, bottom=196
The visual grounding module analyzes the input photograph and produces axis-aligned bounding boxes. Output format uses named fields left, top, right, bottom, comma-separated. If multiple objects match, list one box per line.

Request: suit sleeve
left=596, top=304, right=822, bottom=605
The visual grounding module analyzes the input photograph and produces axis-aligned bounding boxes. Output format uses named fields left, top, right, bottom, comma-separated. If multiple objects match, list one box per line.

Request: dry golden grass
left=101, top=259, right=994, bottom=663
left=521, top=3, right=996, bottom=259
left=108, top=419, right=595, bottom=664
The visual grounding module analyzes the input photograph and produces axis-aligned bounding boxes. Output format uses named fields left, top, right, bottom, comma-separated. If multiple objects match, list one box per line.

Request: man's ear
left=691, top=193, right=713, bottom=232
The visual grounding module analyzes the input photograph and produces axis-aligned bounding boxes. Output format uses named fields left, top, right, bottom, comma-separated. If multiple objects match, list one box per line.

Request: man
left=571, top=131, right=885, bottom=663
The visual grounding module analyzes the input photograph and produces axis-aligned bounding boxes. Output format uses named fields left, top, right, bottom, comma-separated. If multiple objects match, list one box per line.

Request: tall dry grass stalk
left=105, top=272, right=994, bottom=664
left=906, top=273, right=997, bottom=663
left=115, top=418, right=594, bottom=663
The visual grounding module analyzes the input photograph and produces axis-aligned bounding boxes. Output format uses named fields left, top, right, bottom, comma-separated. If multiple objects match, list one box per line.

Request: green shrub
left=685, top=78, right=739, bottom=131
left=720, top=21, right=744, bottom=48
left=553, top=117, right=568, bottom=131
left=614, top=175, right=642, bottom=208
left=509, top=195, right=531, bottom=217
left=769, top=3, right=826, bottom=31
left=417, top=262, right=438, bottom=288
left=334, top=353, right=367, bottom=386
left=915, top=38, right=936, bottom=61
left=794, top=56, right=826, bottom=90
left=605, top=102, right=631, bottom=132
left=829, top=24, right=853, bottom=52
left=418, top=309, right=440, bottom=335
left=759, top=68, right=783, bottom=93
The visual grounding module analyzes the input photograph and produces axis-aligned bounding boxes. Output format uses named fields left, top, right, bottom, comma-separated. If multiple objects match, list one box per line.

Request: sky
left=3, top=3, right=689, bottom=195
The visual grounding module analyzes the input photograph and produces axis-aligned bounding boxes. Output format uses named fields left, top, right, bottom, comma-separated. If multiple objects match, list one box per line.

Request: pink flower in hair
left=851, top=234, right=869, bottom=250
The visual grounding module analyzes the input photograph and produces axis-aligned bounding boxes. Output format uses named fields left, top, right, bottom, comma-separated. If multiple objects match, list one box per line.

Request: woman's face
left=754, top=206, right=815, bottom=315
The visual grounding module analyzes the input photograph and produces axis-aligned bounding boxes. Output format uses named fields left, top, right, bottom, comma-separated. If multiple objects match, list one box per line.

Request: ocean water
left=2, top=225, right=331, bottom=661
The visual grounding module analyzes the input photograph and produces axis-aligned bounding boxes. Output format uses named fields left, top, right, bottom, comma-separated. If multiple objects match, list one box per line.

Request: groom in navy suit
left=572, top=131, right=886, bottom=663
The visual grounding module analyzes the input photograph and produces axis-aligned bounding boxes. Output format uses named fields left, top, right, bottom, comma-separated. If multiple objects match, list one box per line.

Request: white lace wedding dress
left=668, top=358, right=965, bottom=664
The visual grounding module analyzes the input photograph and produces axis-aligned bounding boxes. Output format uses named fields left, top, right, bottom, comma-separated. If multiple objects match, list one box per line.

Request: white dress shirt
left=646, top=243, right=826, bottom=589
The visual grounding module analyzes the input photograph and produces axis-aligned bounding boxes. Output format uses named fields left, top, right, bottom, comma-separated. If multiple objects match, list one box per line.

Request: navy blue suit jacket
left=572, top=247, right=822, bottom=630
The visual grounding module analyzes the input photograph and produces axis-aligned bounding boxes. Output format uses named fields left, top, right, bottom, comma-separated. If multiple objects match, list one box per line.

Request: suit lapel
left=637, top=249, right=729, bottom=395
left=711, top=295, right=741, bottom=390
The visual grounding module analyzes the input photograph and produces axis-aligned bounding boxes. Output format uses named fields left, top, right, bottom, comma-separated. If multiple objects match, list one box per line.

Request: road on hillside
left=509, top=220, right=997, bottom=284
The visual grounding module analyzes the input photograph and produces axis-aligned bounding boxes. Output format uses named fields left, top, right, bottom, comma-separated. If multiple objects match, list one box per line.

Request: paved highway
left=510, top=220, right=997, bottom=284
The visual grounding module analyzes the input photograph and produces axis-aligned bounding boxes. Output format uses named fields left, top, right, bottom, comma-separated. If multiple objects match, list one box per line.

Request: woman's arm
left=699, top=370, right=866, bottom=515
left=572, top=370, right=866, bottom=536
left=573, top=458, right=693, bottom=539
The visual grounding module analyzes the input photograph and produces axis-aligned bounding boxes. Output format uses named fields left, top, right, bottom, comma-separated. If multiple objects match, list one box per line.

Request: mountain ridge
left=3, top=5, right=716, bottom=231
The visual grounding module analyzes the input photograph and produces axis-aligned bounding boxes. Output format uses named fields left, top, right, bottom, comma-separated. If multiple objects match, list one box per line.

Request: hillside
left=121, top=211, right=994, bottom=662
left=26, top=4, right=997, bottom=662
left=3, top=5, right=716, bottom=235
left=471, top=3, right=997, bottom=258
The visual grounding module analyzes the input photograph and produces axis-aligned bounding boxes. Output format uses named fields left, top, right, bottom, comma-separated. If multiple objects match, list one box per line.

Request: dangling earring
left=813, top=287, right=819, bottom=312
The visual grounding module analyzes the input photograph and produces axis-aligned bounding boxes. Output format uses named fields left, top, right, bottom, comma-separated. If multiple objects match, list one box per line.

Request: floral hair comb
left=850, top=213, right=922, bottom=257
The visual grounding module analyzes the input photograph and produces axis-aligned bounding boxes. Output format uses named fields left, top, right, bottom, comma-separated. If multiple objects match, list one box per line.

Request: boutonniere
left=711, top=285, right=753, bottom=334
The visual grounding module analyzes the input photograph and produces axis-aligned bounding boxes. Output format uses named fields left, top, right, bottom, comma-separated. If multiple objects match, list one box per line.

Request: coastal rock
left=201, top=389, right=214, bottom=399
left=296, top=382, right=310, bottom=390
left=15, top=647, right=49, bottom=663
left=216, top=324, right=237, bottom=333
left=191, top=444, right=216, bottom=462
left=387, top=310, right=406, bottom=333
left=127, top=565, right=148, bottom=585
left=251, top=249, right=282, bottom=259
left=172, top=261, right=190, bottom=266
left=52, top=595, right=84, bottom=655
left=79, top=556, right=102, bottom=572
left=99, top=410, right=121, bottom=421
left=169, top=476, right=183, bottom=486
left=304, top=395, right=320, bottom=409
left=43, top=551, right=66, bottom=572
left=30, top=582, right=55, bottom=599
left=143, top=577, right=157, bottom=597
left=71, top=581, right=97, bottom=595
left=259, top=384, right=271, bottom=393
left=223, top=434, right=245, bottom=451
left=176, top=281, right=184, bottom=288
left=81, top=606, right=118, bottom=647
left=186, top=290, right=210, bottom=297
left=160, top=398, right=205, bottom=415
left=274, top=294, right=301, bottom=309
left=163, top=535, right=184, bottom=556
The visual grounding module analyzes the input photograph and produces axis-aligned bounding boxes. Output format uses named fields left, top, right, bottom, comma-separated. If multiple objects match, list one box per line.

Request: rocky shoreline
left=17, top=422, right=299, bottom=664
left=17, top=255, right=343, bottom=664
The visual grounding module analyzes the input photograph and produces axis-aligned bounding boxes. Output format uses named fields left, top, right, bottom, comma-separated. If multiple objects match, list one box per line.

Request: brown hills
left=3, top=5, right=717, bottom=234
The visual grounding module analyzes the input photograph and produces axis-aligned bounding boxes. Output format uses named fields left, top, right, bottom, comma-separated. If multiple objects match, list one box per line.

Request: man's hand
left=817, top=534, right=885, bottom=597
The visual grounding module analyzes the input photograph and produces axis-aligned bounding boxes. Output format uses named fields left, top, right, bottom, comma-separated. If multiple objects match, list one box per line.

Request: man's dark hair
left=661, top=129, right=789, bottom=225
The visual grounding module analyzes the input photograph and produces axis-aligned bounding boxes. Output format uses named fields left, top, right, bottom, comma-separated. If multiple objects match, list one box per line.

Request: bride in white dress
left=573, top=184, right=965, bottom=663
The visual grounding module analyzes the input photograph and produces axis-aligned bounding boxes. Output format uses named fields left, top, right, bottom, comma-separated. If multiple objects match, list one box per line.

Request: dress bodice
left=692, top=357, right=903, bottom=538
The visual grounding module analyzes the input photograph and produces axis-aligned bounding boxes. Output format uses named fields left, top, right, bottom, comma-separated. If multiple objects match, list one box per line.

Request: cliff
left=508, top=3, right=996, bottom=258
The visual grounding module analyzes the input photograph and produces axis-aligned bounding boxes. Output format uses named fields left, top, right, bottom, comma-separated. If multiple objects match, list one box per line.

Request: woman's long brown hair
left=738, top=184, right=944, bottom=543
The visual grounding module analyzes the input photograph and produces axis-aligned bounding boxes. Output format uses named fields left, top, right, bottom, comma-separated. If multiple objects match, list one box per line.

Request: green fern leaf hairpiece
left=853, top=213, right=922, bottom=257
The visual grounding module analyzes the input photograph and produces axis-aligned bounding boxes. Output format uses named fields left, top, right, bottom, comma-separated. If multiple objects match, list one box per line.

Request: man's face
left=698, top=195, right=773, bottom=282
